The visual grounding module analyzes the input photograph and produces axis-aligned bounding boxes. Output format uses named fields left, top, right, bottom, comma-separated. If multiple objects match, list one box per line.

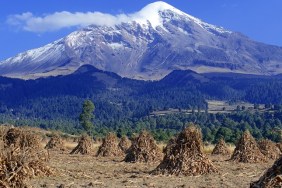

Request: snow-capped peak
left=128, top=1, right=230, bottom=33
left=0, top=1, right=245, bottom=80
left=128, top=1, right=186, bottom=29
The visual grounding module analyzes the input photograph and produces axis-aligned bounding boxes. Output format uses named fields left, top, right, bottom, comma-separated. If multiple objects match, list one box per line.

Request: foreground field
left=27, top=142, right=273, bottom=188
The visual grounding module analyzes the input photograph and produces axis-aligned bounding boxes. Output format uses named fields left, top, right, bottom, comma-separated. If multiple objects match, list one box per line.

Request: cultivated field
left=0, top=126, right=278, bottom=188
left=150, top=100, right=257, bottom=116
left=207, top=100, right=255, bottom=113
left=26, top=141, right=273, bottom=188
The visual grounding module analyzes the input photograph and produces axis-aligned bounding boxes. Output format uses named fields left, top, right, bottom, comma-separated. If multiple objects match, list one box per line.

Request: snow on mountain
left=1, top=1, right=282, bottom=80
left=128, top=1, right=230, bottom=34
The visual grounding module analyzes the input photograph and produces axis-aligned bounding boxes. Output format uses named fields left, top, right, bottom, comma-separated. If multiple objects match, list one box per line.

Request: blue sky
left=1, top=0, right=282, bottom=60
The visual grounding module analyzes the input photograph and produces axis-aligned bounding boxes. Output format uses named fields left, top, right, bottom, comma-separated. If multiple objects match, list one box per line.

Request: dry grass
left=63, top=139, right=233, bottom=157
left=202, top=144, right=235, bottom=154
left=203, top=145, right=215, bottom=154
left=227, top=144, right=235, bottom=152
left=27, top=150, right=274, bottom=188
left=64, top=142, right=78, bottom=150
left=64, top=141, right=101, bottom=151
left=157, top=142, right=166, bottom=150
left=0, top=135, right=271, bottom=188
left=0, top=126, right=276, bottom=187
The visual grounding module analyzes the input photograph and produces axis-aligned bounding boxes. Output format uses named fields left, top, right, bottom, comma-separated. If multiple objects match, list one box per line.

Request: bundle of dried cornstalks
left=251, top=156, right=282, bottom=188
left=125, top=131, right=162, bottom=163
left=230, top=131, right=266, bottom=163
left=258, top=139, right=281, bottom=160
left=118, top=136, right=131, bottom=153
left=96, top=132, right=123, bottom=157
left=45, top=134, right=65, bottom=151
left=212, top=138, right=231, bottom=156
left=0, top=127, right=52, bottom=187
left=70, top=135, right=93, bottom=155
left=4, top=128, right=42, bottom=150
left=152, top=126, right=218, bottom=176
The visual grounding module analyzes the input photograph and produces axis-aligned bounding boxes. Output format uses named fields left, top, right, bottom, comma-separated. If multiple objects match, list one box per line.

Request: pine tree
left=79, top=99, right=95, bottom=135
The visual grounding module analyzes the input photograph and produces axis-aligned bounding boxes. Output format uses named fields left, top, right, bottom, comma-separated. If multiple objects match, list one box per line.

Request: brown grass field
left=25, top=139, right=273, bottom=188
left=0, top=126, right=276, bottom=188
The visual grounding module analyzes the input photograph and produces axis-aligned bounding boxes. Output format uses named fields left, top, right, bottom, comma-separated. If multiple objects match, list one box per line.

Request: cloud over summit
left=7, top=11, right=130, bottom=32
left=6, top=2, right=179, bottom=33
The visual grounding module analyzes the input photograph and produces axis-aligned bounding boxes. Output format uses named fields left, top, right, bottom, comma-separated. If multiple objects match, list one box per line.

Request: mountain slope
left=1, top=65, right=282, bottom=124
left=1, top=1, right=282, bottom=80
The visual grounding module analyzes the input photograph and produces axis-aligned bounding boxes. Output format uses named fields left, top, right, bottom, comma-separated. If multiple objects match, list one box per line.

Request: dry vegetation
left=124, top=131, right=162, bottom=163
left=70, top=135, right=93, bottom=155
left=152, top=126, right=218, bottom=176
left=258, top=139, right=281, bottom=160
left=1, top=125, right=282, bottom=187
left=230, top=130, right=267, bottom=163
left=212, top=138, right=231, bottom=156
left=0, top=127, right=52, bottom=187
left=251, top=156, right=282, bottom=188
left=118, top=136, right=131, bottom=153
left=96, top=132, right=123, bottom=157
left=45, top=134, right=65, bottom=151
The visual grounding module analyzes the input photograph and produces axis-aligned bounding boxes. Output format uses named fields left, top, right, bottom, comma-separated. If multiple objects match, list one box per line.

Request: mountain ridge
left=1, top=1, right=282, bottom=80
left=1, top=64, right=282, bottom=123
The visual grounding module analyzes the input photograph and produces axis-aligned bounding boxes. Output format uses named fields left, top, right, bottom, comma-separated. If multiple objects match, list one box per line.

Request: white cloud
left=6, top=2, right=178, bottom=33
left=7, top=11, right=130, bottom=32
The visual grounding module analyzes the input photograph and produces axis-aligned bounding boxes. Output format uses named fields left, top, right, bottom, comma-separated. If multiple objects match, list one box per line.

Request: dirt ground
left=27, top=142, right=274, bottom=188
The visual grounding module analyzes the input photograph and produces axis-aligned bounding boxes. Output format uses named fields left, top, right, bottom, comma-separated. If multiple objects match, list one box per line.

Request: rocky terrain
left=1, top=2, right=282, bottom=80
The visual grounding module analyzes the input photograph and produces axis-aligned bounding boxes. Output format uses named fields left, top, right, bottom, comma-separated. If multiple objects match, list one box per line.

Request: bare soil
left=27, top=142, right=273, bottom=188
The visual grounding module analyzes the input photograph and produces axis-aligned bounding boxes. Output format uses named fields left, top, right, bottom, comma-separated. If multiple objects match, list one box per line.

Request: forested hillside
left=1, top=65, right=282, bottom=142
